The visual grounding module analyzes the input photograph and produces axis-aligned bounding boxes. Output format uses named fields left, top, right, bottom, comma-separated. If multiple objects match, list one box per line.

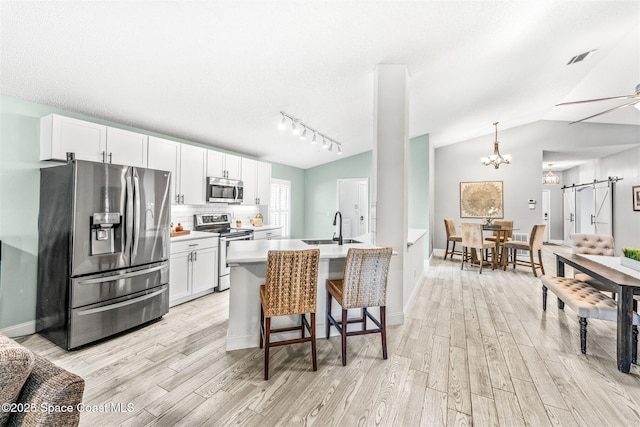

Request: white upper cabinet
left=40, top=114, right=148, bottom=167
left=105, top=127, right=148, bottom=168
left=241, top=158, right=257, bottom=205
left=148, top=137, right=206, bottom=205
left=179, top=144, right=207, bottom=205
left=207, top=151, right=242, bottom=180
left=241, top=158, right=271, bottom=205
left=256, top=161, right=272, bottom=206
left=40, top=114, right=106, bottom=162
left=148, top=136, right=180, bottom=204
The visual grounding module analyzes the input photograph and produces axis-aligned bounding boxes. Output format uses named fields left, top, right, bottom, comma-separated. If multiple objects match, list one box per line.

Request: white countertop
left=170, top=230, right=219, bottom=243
left=227, top=236, right=379, bottom=264
left=231, top=224, right=282, bottom=232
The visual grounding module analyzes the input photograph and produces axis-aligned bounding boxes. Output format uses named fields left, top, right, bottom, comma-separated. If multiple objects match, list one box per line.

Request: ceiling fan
left=556, top=83, right=640, bottom=124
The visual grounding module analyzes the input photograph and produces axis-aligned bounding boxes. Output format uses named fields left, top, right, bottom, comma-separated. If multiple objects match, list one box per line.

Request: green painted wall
left=0, top=96, right=46, bottom=330
left=270, top=162, right=305, bottom=238
left=409, top=134, right=430, bottom=256
left=304, top=151, right=372, bottom=239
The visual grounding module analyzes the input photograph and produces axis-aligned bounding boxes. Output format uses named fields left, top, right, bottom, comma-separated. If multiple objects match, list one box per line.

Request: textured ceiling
left=1, top=1, right=638, bottom=169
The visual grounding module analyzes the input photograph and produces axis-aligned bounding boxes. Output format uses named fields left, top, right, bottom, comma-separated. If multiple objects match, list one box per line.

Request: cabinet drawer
left=253, top=228, right=282, bottom=240
left=171, top=237, right=219, bottom=254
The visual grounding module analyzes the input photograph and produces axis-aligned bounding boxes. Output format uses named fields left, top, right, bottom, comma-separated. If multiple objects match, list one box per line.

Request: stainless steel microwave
left=207, top=177, right=243, bottom=203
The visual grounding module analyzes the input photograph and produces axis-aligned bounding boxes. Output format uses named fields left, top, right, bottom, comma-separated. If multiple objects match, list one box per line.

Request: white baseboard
left=1, top=320, right=36, bottom=338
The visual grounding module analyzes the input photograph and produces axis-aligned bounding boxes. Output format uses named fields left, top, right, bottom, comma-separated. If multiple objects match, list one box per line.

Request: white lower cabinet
left=170, top=237, right=218, bottom=307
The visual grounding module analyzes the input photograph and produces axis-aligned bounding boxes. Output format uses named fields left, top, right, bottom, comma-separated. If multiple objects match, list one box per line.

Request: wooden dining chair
left=260, top=248, right=320, bottom=380
left=444, top=218, right=463, bottom=259
left=326, top=247, right=393, bottom=366
left=460, top=222, right=495, bottom=274
left=502, top=224, right=546, bottom=277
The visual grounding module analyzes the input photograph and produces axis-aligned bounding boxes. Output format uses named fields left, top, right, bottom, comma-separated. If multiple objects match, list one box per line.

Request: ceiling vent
left=567, top=49, right=596, bottom=65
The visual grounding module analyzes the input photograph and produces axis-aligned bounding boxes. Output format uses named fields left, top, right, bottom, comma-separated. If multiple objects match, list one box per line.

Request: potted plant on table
left=621, top=248, right=640, bottom=272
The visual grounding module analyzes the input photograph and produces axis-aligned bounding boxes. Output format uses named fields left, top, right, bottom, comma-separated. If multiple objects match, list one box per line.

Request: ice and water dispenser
left=90, top=212, right=121, bottom=255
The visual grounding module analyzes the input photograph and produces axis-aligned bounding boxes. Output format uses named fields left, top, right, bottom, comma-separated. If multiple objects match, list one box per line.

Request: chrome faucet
left=332, top=211, right=343, bottom=245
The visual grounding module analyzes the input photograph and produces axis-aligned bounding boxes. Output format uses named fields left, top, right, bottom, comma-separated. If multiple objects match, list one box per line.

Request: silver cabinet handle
left=102, top=151, right=106, bottom=163
left=193, top=251, right=197, bottom=262
left=108, top=152, right=113, bottom=163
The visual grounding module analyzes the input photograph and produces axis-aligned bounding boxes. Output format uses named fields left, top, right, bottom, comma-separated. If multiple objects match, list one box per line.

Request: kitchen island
left=225, top=233, right=425, bottom=351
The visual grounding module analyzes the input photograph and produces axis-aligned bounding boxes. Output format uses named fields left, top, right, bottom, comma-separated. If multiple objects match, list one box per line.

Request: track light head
left=337, top=145, right=342, bottom=155
left=311, top=132, right=317, bottom=145
left=300, top=126, right=307, bottom=140
left=322, top=138, right=328, bottom=149
left=328, top=142, right=333, bottom=152
left=291, top=121, right=299, bottom=135
left=278, top=113, right=286, bottom=130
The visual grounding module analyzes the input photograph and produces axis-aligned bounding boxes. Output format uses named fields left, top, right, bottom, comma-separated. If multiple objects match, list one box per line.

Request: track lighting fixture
left=278, top=111, right=344, bottom=156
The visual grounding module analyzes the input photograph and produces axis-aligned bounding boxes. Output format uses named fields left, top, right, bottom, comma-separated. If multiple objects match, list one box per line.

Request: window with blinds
left=270, top=179, right=291, bottom=237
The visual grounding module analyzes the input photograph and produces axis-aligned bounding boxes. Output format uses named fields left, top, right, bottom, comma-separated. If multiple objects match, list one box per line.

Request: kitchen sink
left=302, top=239, right=362, bottom=245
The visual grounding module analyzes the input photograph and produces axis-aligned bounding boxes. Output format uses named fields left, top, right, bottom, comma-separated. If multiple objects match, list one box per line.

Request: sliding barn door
left=593, top=181, right=613, bottom=235
left=563, top=188, right=576, bottom=245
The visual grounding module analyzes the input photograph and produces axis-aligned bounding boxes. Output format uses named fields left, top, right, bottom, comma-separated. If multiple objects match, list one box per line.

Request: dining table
left=482, top=224, right=517, bottom=269
left=555, top=252, right=640, bottom=373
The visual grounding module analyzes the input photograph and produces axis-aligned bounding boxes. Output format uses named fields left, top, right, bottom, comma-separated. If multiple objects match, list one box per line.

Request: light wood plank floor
left=17, top=244, right=640, bottom=426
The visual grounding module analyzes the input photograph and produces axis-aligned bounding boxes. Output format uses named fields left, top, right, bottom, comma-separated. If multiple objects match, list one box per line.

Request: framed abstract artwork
left=460, top=181, right=504, bottom=218
left=633, top=185, right=640, bottom=211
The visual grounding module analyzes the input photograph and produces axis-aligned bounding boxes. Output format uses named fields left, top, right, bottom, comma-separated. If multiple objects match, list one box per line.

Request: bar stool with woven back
left=260, top=248, right=320, bottom=380
left=326, top=247, right=393, bottom=366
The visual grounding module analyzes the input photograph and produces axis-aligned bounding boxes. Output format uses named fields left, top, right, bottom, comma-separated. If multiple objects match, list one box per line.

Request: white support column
left=372, top=64, right=409, bottom=324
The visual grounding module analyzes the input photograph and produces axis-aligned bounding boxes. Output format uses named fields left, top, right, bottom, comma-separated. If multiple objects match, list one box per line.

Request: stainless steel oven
left=194, top=213, right=253, bottom=291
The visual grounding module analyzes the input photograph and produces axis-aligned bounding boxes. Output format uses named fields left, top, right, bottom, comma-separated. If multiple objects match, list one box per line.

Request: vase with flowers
left=485, top=206, right=498, bottom=226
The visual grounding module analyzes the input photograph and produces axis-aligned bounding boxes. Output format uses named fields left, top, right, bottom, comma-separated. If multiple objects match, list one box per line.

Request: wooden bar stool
left=260, top=248, right=320, bottom=380
left=444, top=218, right=463, bottom=259
left=326, top=247, right=393, bottom=366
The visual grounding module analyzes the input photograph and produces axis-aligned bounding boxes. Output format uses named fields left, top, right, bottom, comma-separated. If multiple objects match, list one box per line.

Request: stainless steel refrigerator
left=37, top=160, right=171, bottom=349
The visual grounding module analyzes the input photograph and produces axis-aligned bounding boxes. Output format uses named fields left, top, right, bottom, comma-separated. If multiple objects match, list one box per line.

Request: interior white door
left=358, top=182, right=369, bottom=236
left=338, top=178, right=369, bottom=238
left=563, top=188, right=576, bottom=244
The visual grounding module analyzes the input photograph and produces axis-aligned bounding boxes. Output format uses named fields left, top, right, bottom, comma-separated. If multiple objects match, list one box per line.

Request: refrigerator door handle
left=76, top=264, right=167, bottom=285
left=133, top=172, right=141, bottom=256
left=76, top=286, right=167, bottom=316
left=125, top=172, right=134, bottom=256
